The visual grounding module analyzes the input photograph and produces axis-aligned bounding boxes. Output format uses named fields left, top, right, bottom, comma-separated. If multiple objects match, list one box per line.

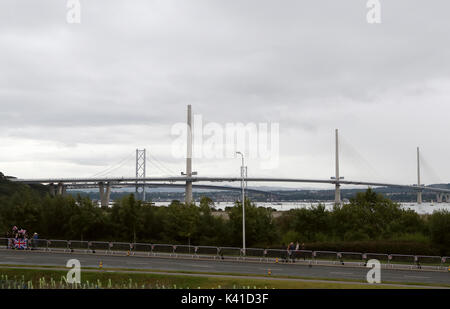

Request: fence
left=1, top=237, right=449, bottom=271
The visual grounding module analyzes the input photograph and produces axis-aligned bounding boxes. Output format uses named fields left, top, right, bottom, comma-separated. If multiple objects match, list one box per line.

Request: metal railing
left=1, top=237, right=449, bottom=271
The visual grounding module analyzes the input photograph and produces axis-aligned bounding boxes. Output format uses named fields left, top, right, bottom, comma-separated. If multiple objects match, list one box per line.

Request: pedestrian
left=32, top=233, right=39, bottom=250
left=286, top=243, right=290, bottom=262
left=7, top=232, right=13, bottom=249
left=12, top=226, right=18, bottom=240
left=287, top=242, right=295, bottom=263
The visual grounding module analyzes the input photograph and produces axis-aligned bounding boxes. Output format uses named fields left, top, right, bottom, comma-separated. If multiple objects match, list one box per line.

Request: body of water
left=154, top=201, right=450, bottom=214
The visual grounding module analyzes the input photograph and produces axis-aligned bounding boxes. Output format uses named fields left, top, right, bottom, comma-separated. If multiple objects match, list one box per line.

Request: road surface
left=0, top=249, right=449, bottom=286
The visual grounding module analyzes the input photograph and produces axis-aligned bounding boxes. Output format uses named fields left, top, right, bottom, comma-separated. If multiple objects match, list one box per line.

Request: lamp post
left=236, top=151, right=246, bottom=256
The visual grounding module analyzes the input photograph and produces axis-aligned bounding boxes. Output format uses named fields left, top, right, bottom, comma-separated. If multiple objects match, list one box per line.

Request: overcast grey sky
left=1, top=0, right=450, bottom=188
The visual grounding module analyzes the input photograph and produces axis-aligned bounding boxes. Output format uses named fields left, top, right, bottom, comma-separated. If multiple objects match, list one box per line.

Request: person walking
left=287, top=242, right=295, bottom=263
left=32, top=233, right=39, bottom=250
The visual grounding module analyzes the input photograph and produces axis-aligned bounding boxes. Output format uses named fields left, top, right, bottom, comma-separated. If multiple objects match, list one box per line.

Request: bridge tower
left=182, top=105, right=196, bottom=205
left=333, top=129, right=343, bottom=205
left=99, top=181, right=111, bottom=208
left=417, top=147, right=422, bottom=204
left=135, top=149, right=146, bottom=201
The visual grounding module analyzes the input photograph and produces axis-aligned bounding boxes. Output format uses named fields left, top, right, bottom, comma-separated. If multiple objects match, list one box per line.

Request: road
left=0, top=249, right=449, bottom=286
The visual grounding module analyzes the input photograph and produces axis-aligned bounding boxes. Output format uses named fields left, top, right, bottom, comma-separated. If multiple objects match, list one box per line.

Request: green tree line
left=1, top=174, right=449, bottom=255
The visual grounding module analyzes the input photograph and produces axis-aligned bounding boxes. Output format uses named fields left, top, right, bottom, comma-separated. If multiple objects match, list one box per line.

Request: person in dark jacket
left=32, top=233, right=39, bottom=250
left=287, top=242, right=295, bottom=262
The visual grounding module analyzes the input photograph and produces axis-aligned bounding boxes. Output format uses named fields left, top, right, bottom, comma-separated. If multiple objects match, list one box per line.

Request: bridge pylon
left=332, top=129, right=344, bottom=205
left=182, top=105, right=196, bottom=205
left=417, top=147, right=422, bottom=204
left=135, top=149, right=146, bottom=201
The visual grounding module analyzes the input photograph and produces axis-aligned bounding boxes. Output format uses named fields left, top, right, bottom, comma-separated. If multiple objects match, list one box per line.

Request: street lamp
left=236, top=151, right=246, bottom=256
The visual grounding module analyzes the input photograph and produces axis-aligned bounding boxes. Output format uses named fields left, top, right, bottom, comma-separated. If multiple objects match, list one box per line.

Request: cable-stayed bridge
left=9, top=105, right=450, bottom=207
left=11, top=175, right=450, bottom=207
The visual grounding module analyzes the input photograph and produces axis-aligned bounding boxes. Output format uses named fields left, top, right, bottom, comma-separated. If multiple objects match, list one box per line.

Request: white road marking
left=182, top=264, right=213, bottom=268
left=404, top=275, right=430, bottom=279
left=330, top=272, right=354, bottom=275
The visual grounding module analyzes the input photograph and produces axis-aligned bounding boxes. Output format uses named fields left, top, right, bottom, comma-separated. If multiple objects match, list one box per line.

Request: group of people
left=286, top=241, right=306, bottom=262
left=6, top=226, right=39, bottom=249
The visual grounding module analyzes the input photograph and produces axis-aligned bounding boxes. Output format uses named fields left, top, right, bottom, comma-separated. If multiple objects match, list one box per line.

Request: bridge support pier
left=56, top=183, right=66, bottom=196
left=49, top=183, right=56, bottom=196
left=445, top=194, right=450, bottom=203
left=99, top=182, right=111, bottom=208
left=335, top=184, right=341, bottom=205
left=436, top=193, right=443, bottom=203
left=417, top=191, right=422, bottom=204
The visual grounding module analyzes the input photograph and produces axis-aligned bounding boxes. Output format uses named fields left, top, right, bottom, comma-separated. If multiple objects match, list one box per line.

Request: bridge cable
left=89, top=151, right=135, bottom=178
left=420, top=151, right=443, bottom=184
left=147, top=154, right=178, bottom=176
left=145, top=157, right=172, bottom=176
left=339, top=134, right=385, bottom=183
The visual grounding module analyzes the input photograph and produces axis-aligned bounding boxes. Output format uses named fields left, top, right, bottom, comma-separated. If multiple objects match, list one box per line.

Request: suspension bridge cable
left=148, top=154, right=176, bottom=175
left=146, top=156, right=176, bottom=176
left=89, top=151, right=135, bottom=178
left=145, top=156, right=167, bottom=176
left=147, top=154, right=178, bottom=176
left=91, top=155, right=133, bottom=178
left=99, top=155, right=135, bottom=177
left=146, top=160, right=170, bottom=176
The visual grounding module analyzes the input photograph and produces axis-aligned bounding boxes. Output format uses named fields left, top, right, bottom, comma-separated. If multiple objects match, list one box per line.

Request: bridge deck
left=11, top=177, right=450, bottom=194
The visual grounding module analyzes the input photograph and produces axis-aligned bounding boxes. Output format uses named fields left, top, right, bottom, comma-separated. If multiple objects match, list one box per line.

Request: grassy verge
left=0, top=267, right=416, bottom=289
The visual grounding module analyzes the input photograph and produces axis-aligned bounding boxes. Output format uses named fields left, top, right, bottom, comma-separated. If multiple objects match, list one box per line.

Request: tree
left=164, top=201, right=200, bottom=245
left=227, top=199, right=276, bottom=247
left=110, top=194, right=142, bottom=242
left=331, top=188, right=406, bottom=240
left=68, top=195, right=106, bottom=241
left=428, top=210, right=450, bottom=254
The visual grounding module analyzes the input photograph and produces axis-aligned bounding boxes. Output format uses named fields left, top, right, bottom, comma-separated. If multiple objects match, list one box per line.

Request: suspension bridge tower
left=135, top=149, right=146, bottom=201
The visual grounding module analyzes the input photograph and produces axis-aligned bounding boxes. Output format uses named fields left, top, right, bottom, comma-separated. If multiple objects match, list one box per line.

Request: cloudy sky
left=1, top=0, right=450, bottom=189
